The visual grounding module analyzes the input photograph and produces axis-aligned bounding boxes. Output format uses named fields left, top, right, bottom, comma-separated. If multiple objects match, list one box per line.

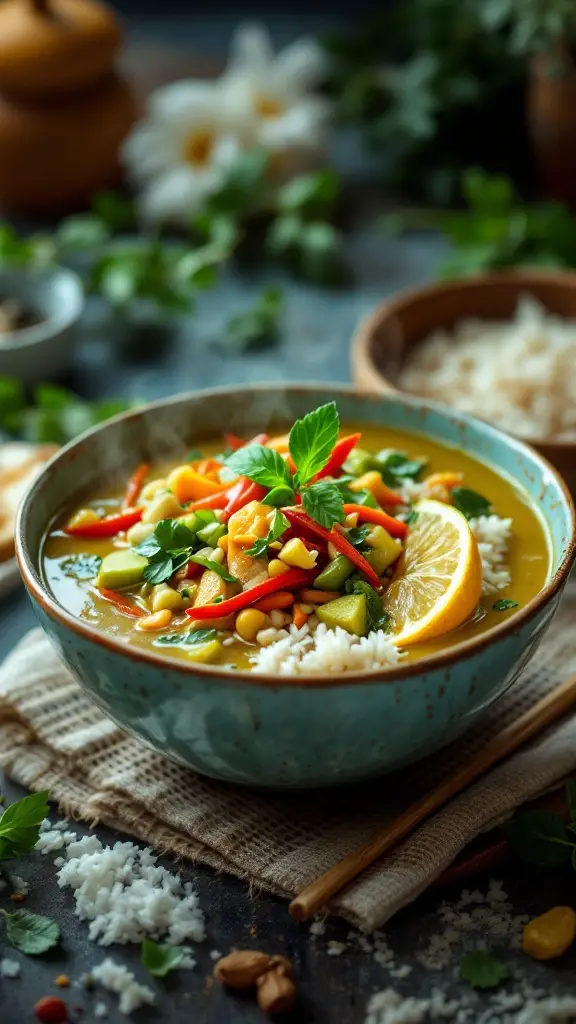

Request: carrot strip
left=65, top=508, right=143, bottom=538
left=282, top=508, right=382, bottom=590
left=98, top=588, right=145, bottom=618
left=254, top=591, right=295, bottom=612
left=342, top=503, right=408, bottom=539
left=123, top=463, right=149, bottom=509
left=293, top=605, right=308, bottom=629
left=185, top=492, right=229, bottom=511
left=187, top=570, right=315, bottom=620
left=315, top=433, right=362, bottom=480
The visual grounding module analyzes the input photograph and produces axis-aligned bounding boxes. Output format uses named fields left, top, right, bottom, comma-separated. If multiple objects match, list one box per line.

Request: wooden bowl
left=352, top=270, right=576, bottom=496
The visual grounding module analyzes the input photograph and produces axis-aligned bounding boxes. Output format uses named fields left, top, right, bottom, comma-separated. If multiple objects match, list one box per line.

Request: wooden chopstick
left=289, top=671, right=576, bottom=921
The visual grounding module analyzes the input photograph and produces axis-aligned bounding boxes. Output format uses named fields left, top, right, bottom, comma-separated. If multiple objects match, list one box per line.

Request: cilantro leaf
left=247, top=509, right=290, bottom=558
left=345, top=578, right=390, bottom=632
left=492, top=599, right=519, bottom=611
left=227, top=444, right=292, bottom=491
left=0, top=791, right=50, bottom=860
left=188, top=556, right=237, bottom=582
left=154, top=519, right=197, bottom=552
left=143, top=556, right=180, bottom=585
left=60, top=554, right=102, bottom=581
left=302, top=481, right=345, bottom=529
left=460, top=951, right=509, bottom=989
left=3, top=909, right=60, bottom=955
left=452, top=487, right=492, bottom=520
left=505, top=810, right=574, bottom=866
left=141, top=938, right=186, bottom=977
left=289, top=402, right=340, bottom=485
left=156, top=629, right=218, bottom=647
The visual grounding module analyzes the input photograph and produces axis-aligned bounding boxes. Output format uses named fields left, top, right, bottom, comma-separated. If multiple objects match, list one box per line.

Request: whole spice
left=34, top=996, right=68, bottom=1024
left=214, top=950, right=272, bottom=989
left=257, top=966, right=297, bottom=1015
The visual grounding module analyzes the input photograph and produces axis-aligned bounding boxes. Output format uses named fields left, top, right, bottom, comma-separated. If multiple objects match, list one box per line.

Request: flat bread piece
left=0, top=443, right=57, bottom=562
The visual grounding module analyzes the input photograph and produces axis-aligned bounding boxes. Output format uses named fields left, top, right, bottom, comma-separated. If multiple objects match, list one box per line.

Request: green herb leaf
left=0, top=791, right=50, bottom=860
left=378, top=451, right=427, bottom=484
left=505, top=811, right=574, bottom=866
left=277, top=170, right=341, bottom=218
left=492, top=599, right=519, bottom=611
left=55, top=215, right=110, bottom=251
left=452, top=487, right=492, bottom=520
left=265, top=485, right=296, bottom=507
left=187, top=448, right=203, bottom=462
left=3, top=909, right=60, bottom=955
left=336, top=484, right=378, bottom=509
left=188, top=556, right=237, bottom=582
left=345, top=578, right=390, bottom=631
left=227, top=445, right=292, bottom=491
left=154, top=519, right=197, bottom=553
left=59, top=553, right=102, bottom=581
left=460, top=951, right=509, bottom=989
left=289, top=402, right=340, bottom=485
left=141, top=938, right=186, bottom=977
left=406, top=509, right=419, bottom=525
left=347, top=525, right=371, bottom=550
left=205, top=148, right=270, bottom=217
left=143, top=556, right=177, bottom=586
left=226, top=287, right=284, bottom=351
left=247, top=509, right=290, bottom=558
left=156, top=629, right=218, bottom=647
left=302, top=481, right=345, bottom=529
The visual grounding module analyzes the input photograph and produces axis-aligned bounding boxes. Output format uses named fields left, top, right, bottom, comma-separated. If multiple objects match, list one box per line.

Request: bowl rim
left=0, top=264, right=84, bottom=351
left=351, top=268, right=576, bottom=452
left=15, top=381, right=576, bottom=690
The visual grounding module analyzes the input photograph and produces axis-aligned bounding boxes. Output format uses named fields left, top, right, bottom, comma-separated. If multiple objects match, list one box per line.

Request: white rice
left=91, top=960, right=154, bottom=1015
left=400, top=294, right=576, bottom=440
left=470, top=514, right=512, bottom=594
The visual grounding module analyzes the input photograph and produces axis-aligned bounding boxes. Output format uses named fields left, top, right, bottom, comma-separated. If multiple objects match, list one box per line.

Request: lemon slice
left=383, top=499, right=482, bottom=647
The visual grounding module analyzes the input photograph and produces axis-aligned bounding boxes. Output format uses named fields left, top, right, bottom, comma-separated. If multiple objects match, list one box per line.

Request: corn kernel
left=279, top=538, right=317, bottom=570
left=344, top=512, right=359, bottom=529
left=127, top=521, right=155, bottom=546
left=140, top=478, right=168, bottom=501
left=151, top=584, right=185, bottom=613
left=137, top=609, right=173, bottom=631
left=523, top=906, right=576, bottom=960
left=142, top=491, right=182, bottom=524
left=235, top=608, right=269, bottom=642
left=268, top=558, right=290, bottom=577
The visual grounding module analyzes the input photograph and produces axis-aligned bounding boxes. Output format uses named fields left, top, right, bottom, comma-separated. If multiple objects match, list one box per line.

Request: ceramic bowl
left=15, top=384, right=576, bottom=790
left=0, top=265, right=84, bottom=383
left=352, top=270, right=576, bottom=496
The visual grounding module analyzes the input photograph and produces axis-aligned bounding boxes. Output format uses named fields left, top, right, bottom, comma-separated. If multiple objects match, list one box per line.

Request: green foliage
left=225, top=287, right=284, bottom=351
left=481, top=0, right=576, bottom=54
left=301, top=480, right=345, bottom=528
left=451, top=486, right=492, bottom=520
left=460, top=951, right=509, bottom=989
left=3, top=909, right=60, bottom=955
left=0, top=377, right=135, bottom=444
left=0, top=791, right=49, bottom=860
left=141, top=939, right=186, bottom=976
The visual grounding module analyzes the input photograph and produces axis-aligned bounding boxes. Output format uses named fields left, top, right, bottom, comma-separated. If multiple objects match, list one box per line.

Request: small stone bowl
left=0, top=265, right=84, bottom=383
left=352, top=270, right=576, bottom=497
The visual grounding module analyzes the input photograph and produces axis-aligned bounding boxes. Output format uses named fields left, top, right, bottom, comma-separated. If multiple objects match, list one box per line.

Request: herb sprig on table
left=0, top=791, right=49, bottom=861
left=505, top=780, right=576, bottom=867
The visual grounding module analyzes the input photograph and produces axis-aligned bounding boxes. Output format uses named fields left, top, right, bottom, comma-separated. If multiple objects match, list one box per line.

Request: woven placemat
left=1, top=597, right=576, bottom=933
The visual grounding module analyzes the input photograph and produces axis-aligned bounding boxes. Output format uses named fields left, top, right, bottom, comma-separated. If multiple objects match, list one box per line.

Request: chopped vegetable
left=282, top=509, right=382, bottom=590
left=317, top=593, right=367, bottom=636
left=34, top=997, right=68, bottom=1023
left=185, top=492, right=229, bottom=512
left=348, top=470, right=404, bottom=507
left=314, top=554, right=354, bottom=591
left=314, top=432, right=362, bottom=480
left=98, top=587, right=145, bottom=618
left=187, top=569, right=315, bottom=620
left=65, top=507, right=143, bottom=538
left=342, top=503, right=407, bottom=538
left=253, top=591, right=295, bottom=612
left=97, top=550, right=147, bottom=590
left=123, top=463, right=149, bottom=509
left=167, top=465, right=229, bottom=504
left=523, top=907, right=576, bottom=961
left=222, top=478, right=268, bottom=521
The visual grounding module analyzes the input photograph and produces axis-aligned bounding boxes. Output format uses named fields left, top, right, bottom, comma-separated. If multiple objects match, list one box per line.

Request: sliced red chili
left=98, top=588, right=145, bottom=618
left=315, top=433, right=362, bottom=480
left=123, top=463, right=149, bottom=509
left=65, top=507, right=143, bottom=538
left=185, top=492, right=229, bottom=511
left=282, top=508, right=382, bottom=590
left=342, top=503, right=408, bottom=538
left=224, top=433, right=246, bottom=450
left=221, top=479, right=267, bottom=521
left=186, top=569, right=315, bottom=620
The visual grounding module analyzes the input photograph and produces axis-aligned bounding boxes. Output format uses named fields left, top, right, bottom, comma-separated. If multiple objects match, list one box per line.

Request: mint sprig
left=226, top=445, right=293, bottom=492
left=289, top=401, right=339, bottom=486
left=2, top=909, right=60, bottom=955
left=301, top=481, right=344, bottom=529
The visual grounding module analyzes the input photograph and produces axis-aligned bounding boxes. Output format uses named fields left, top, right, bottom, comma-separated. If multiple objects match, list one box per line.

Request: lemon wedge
left=383, top=499, right=482, bottom=647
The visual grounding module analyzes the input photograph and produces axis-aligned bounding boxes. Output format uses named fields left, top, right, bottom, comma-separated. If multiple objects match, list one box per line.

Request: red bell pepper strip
left=225, top=432, right=269, bottom=450
left=221, top=479, right=267, bottom=522
left=282, top=508, right=383, bottom=590
left=98, top=588, right=145, bottom=618
left=65, top=507, right=143, bottom=538
left=315, top=433, right=362, bottom=480
left=186, top=569, right=315, bottom=620
left=342, top=503, right=408, bottom=539
left=123, top=463, right=149, bottom=509
left=185, top=492, right=229, bottom=512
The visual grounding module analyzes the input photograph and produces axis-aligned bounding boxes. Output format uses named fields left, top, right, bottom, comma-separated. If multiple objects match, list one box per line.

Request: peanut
left=214, top=950, right=271, bottom=989
left=257, top=967, right=296, bottom=1014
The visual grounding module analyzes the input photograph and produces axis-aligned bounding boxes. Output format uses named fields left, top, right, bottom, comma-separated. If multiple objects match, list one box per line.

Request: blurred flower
left=222, top=24, right=331, bottom=179
left=122, top=81, right=248, bottom=228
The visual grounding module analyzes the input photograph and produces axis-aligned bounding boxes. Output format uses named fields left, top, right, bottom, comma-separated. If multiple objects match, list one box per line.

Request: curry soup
left=42, top=405, right=551, bottom=675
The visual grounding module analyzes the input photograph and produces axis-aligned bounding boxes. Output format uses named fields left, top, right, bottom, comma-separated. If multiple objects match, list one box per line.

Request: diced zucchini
left=197, top=521, right=226, bottom=545
left=314, top=555, right=354, bottom=591
left=365, top=526, right=403, bottom=572
left=317, top=594, right=367, bottom=636
left=97, top=550, right=147, bottom=590
left=343, top=447, right=379, bottom=477
left=184, top=639, right=222, bottom=663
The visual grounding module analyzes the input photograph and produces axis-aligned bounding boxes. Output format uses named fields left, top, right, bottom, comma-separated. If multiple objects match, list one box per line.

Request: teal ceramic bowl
left=15, top=385, right=576, bottom=790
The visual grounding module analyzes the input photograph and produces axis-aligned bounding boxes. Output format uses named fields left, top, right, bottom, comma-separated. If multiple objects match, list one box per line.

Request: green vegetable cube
left=317, top=594, right=367, bottom=636
left=97, top=550, right=147, bottom=590
left=314, top=555, right=354, bottom=591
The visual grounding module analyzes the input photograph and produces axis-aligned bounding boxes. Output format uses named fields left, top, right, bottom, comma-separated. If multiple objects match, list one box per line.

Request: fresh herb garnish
left=2, top=909, right=60, bottom=955
left=0, top=377, right=136, bottom=445
left=155, top=628, right=220, bottom=646
left=451, top=487, right=492, bottom=520
left=247, top=509, right=290, bottom=558
left=0, top=791, right=50, bottom=860
left=406, top=509, right=419, bottom=525
left=492, top=599, right=519, bottom=611
left=336, top=483, right=379, bottom=509
left=346, top=525, right=371, bottom=551
left=378, top=451, right=427, bottom=486
left=225, top=287, right=284, bottom=350
left=188, top=555, right=237, bottom=582
left=460, top=951, right=509, bottom=990
left=289, top=401, right=340, bottom=486
left=505, top=808, right=575, bottom=867
left=345, top=578, right=390, bottom=631
left=141, top=938, right=186, bottom=977
left=187, top=448, right=203, bottom=462
left=301, top=481, right=345, bottom=529
left=60, top=553, right=102, bottom=581
left=137, top=518, right=207, bottom=585
left=226, top=445, right=292, bottom=492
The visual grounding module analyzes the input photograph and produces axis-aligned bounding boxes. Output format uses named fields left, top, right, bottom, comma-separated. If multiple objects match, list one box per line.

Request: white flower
left=122, top=81, right=250, bottom=228
left=222, top=24, right=331, bottom=179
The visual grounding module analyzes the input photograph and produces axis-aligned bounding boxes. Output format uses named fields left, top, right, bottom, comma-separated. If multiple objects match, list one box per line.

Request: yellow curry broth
left=42, top=423, right=551, bottom=670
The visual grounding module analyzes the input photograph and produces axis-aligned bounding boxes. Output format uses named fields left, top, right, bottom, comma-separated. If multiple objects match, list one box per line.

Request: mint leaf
left=492, top=599, right=518, bottom=611
left=265, top=485, right=296, bottom=507
left=247, top=509, right=290, bottom=558
left=460, top=951, right=509, bottom=989
left=505, top=811, right=574, bottom=866
left=141, top=938, right=186, bottom=977
left=345, top=578, right=390, bottom=631
left=188, top=556, right=237, bottom=582
left=60, top=553, right=102, bottom=581
left=3, top=909, right=60, bottom=954
left=0, top=791, right=50, bottom=860
left=289, top=402, right=339, bottom=485
left=452, top=487, right=492, bottom=520
left=227, top=445, right=292, bottom=491
left=302, top=481, right=345, bottom=529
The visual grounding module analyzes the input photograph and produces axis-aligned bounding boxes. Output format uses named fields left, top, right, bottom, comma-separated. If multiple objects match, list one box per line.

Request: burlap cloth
left=2, top=596, right=576, bottom=933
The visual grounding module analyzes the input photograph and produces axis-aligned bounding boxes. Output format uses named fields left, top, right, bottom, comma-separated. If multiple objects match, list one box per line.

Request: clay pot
left=527, top=48, right=576, bottom=204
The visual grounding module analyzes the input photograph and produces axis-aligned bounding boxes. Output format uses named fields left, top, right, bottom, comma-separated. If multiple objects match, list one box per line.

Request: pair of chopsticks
left=289, top=672, right=576, bottom=921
